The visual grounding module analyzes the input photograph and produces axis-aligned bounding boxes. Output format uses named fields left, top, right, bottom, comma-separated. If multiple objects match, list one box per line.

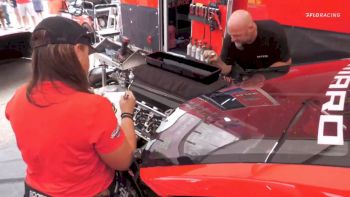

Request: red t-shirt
left=5, top=81, right=125, bottom=196
left=16, top=0, right=31, bottom=4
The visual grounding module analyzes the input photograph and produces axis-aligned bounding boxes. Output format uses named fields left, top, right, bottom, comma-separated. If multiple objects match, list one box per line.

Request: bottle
left=186, top=37, right=192, bottom=56
left=189, top=4, right=195, bottom=15
left=191, top=39, right=197, bottom=58
left=204, top=45, right=213, bottom=63
left=195, top=40, right=202, bottom=60
left=200, top=42, right=207, bottom=62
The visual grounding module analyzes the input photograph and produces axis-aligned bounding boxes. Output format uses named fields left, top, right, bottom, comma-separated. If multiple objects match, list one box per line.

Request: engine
left=133, top=101, right=174, bottom=141
left=90, top=40, right=178, bottom=142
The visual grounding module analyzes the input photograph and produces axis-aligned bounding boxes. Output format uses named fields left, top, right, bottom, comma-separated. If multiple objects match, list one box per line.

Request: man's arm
left=271, top=57, right=292, bottom=67
left=270, top=23, right=292, bottom=67
left=214, top=58, right=232, bottom=74
left=203, top=50, right=233, bottom=74
left=204, top=35, right=234, bottom=74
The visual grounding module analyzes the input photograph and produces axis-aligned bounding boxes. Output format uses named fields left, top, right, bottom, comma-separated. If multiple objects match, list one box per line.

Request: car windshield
left=143, top=98, right=350, bottom=167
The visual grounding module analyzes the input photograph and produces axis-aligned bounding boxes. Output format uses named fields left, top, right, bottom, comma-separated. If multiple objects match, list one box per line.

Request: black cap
left=32, top=16, right=96, bottom=54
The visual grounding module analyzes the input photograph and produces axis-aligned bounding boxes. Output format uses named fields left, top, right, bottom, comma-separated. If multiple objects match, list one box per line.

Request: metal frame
left=225, top=0, right=234, bottom=37
left=93, top=3, right=119, bottom=34
left=162, top=0, right=168, bottom=52
left=161, top=0, right=187, bottom=58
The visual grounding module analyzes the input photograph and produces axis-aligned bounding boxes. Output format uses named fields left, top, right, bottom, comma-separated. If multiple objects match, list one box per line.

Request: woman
left=5, top=17, right=136, bottom=196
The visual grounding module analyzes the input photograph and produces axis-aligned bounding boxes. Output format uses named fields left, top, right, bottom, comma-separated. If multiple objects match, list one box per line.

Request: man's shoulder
left=256, top=20, right=286, bottom=42
left=256, top=20, right=283, bottom=29
left=256, top=20, right=285, bottom=35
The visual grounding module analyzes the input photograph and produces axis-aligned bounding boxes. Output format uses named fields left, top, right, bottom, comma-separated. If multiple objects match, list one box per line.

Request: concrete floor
left=0, top=59, right=32, bottom=196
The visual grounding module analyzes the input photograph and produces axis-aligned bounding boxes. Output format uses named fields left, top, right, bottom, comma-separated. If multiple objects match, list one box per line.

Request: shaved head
left=228, top=10, right=254, bottom=30
left=227, top=10, right=257, bottom=49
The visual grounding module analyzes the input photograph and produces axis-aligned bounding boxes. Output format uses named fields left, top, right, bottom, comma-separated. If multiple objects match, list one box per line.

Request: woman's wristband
left=121, top=112, right=134, bottom=120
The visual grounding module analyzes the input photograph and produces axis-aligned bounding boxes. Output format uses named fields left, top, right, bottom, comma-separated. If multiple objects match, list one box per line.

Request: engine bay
left=90, top=38, right=226, bottom=144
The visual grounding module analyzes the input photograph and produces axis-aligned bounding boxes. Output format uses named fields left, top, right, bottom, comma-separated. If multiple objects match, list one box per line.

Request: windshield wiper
left=264, top=100, right=314, bottom=163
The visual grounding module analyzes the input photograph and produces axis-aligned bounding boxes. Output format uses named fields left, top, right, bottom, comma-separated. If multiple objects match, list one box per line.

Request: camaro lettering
left=321, top=91, right=346, bottom=111
left=318, top=64, right=350, bottom=145
left=318, top=115, right=344, bottom=145
left=329, top=75, right=350, bottom=89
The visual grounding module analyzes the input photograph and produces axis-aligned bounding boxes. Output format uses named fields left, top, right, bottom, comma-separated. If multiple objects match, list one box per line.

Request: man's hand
left=203, top=50, right=232, bottom=75
left=239, top=74, right=266, bottom=90
left=222, top=75, right=233, bottom=84
left=203, top=50, right=219, bottom=64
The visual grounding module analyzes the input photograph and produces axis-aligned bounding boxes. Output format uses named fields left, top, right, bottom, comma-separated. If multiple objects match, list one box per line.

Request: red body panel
left=141, top=163, right=350, bottom=197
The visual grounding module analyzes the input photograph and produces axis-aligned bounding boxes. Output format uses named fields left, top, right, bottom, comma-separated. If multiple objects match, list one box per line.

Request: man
left=205, top=10, right=291, bottom=88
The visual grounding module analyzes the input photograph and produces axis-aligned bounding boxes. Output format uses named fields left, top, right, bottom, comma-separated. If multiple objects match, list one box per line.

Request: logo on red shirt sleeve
left=111, top=125, right=121, bottom=139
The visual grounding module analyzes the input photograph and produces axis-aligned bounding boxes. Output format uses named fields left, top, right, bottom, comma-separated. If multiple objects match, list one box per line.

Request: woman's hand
left=119, top=90, right=136, bottom=114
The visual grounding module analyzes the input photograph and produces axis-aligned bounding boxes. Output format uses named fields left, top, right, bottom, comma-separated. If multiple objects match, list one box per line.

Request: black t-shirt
left=220, top=20, right=290, bottom=70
